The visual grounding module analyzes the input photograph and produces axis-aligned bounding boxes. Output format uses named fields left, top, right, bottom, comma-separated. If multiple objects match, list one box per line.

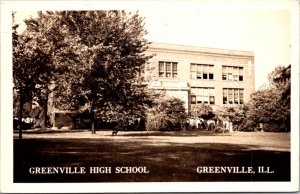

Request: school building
left=45, top=42, right=255, bottom=129
left=144, top=42, right=255, bottom=112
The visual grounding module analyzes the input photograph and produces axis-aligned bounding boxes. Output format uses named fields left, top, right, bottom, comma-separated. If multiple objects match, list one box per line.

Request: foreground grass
left=13, top=131, right=290, bottom=182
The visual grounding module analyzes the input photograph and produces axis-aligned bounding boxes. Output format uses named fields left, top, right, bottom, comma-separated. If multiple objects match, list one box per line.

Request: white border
left=1, top=0, right=299, bottom=193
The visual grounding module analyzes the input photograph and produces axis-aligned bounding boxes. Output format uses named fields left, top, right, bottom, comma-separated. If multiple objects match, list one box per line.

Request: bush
left=145, top=97, right=187, bottom=131
left=262, top=123, right=287, bottom=132
left=190, top=104, right=215, bottom=119
left=145, top=112, right=169, bottom=131
left=237, top=119, right=257, bottom=131
left=214, top=127, right=228, bottom=133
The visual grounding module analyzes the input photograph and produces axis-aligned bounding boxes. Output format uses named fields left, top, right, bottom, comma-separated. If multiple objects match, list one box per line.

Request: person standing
left=229, top=121, right=233, bottom=133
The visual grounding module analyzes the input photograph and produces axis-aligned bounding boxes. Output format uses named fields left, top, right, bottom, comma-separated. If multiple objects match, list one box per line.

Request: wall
left=145, top=42, right=255, bottom=110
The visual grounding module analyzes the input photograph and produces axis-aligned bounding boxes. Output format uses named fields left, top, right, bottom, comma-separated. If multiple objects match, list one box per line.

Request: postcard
left=1, top=0, right=299, bottom=193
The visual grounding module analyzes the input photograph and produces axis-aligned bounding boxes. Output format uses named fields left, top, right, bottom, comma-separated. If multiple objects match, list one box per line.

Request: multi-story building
left=43, top=42, right=255, bottom=129
left=145, top=42, right=255, bottom=113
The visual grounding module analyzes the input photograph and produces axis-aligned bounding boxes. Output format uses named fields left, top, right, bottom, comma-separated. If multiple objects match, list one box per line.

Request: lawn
left=13, top=130, right=290, bottom=182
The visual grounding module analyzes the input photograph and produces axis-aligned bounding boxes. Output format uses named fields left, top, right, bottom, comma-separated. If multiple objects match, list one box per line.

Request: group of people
left=188, top=117, right=233, bottom=132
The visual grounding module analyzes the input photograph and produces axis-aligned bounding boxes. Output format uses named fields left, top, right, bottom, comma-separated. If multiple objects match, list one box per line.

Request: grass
left=13, top=130, right=290, bottom=182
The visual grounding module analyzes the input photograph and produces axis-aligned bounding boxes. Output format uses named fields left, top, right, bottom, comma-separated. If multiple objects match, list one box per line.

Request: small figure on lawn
left=112, top=130, right=118, bottom=136
left=207, top=119, right=216, bottom=132
left=112, top=123, right=120, bottom=136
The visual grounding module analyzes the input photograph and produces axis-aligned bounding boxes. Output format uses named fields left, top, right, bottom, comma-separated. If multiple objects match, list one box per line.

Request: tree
left=146, top=96, right=187, bottom=131
left=13, top=12, right=37, bottom=139
left=244, top=65, right=291, bottom=132
left=215, top=105, right=252, bottom=131
left=13, top=11, right=84, bottom=131
left=190, top=104, right=215, bottom=120
left=271, top=65, right=291, bottom=101
left=57, top=11, right=152, bottom=133
left=14, top=11, right=152, bottom=134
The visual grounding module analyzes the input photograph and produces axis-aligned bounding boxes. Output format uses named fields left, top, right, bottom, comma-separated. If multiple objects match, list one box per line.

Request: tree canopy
left=232, top=65, right=291, bottom=132
left=13, top=10, right=153, bottom=133
left=247, top=65, right=290, bottom=131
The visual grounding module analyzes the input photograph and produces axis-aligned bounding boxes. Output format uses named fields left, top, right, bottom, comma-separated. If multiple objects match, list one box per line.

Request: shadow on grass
left=14, top=138, right=290, bottom=183
left=116, top=130, right=231, bottom=137
left=15, top=129, right=231, bottom=136
left=14, top=129, right=89, bottom=134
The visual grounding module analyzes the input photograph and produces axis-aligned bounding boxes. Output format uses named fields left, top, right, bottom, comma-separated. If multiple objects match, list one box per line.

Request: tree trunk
left=91, top=111, right=96, bottom=134
left=91, top=120, right=95, bottom=134
left=42, top=88, right=49, bottom=129
left=18, top=89, right=24, bottom=140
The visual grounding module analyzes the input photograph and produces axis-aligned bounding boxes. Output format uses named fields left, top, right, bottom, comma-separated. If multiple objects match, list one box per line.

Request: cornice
left=147, top=43, right=254, bottom=59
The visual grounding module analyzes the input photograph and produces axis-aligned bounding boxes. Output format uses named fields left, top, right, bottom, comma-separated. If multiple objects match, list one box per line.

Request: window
left=228, top=89, right=233, bottom=104
left=228, top=73, right=233, bottom=81
left=233, top=67, right=238, bottom=81
left=234, top=89, right=239, bottom=104
left=166, top=62, right=172, bottom=77
left=159, top=62, right=164, bottom=77
left=209, top=96, right=215, bottom=105
left=191, top=95, right=196, bottom=104
left=222, top=65, right=244, bottom=81
left=223, top=88, right=244, bottom=105
left=209, top=65, right=214, bottom=79
left=239, top=67, right=244, bottom=81
left=190, top=64, right=214, bottom=80
left=191, top=64, right=196, bottom=79
left=191, top=87, right=215, bottom=105
left=203, top=65, right=208, bottom=79
left=223, top=89, right=227, bottom=104
left=172, top=63, right=178, bottom=78
left=222, top=66, right=227, bottom=80
left=239, top=89, right=244, bottom=104
left=158, top=61, right=178, bottom=78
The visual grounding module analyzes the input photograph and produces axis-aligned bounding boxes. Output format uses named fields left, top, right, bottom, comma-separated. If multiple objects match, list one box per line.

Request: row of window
left=159, top=61, right=178, bottom=78
left=190, top=64, right=214, bottom=80
left=223, top=88, right=244, bottom=104
left=191, top=87, right=215, bottom=104
left=190, top=87, right=244, bottom=105
left=222, top=66, right=244, bottom=81
left=158, top=61, right=244, bottom=82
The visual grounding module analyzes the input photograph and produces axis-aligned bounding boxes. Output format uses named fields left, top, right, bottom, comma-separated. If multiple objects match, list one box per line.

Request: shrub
left=237, top=119, right=257, bottom=131
left=262, top=123, right=287, bottom=132
left=214, top=127, right=229, bottom=133
left=145, top=97, right=187, bottom=131
left=190, top=104, right=215, bottom=119
left=145, top=112, right=169, bottom=131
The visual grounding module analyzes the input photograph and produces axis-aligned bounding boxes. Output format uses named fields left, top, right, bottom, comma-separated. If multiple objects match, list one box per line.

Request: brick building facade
left=145, top=43, right=255, bottom=112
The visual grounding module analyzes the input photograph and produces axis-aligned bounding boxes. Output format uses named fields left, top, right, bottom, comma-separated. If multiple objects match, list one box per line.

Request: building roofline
left=147, top=42, right=254, bottom=58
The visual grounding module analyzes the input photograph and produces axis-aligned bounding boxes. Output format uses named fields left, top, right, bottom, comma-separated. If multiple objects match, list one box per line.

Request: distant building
left=145, top=43, right=255, bottom=113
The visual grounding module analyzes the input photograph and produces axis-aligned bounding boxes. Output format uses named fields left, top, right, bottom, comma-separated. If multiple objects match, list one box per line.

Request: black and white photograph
left=1, top=0, right=299, bottom=193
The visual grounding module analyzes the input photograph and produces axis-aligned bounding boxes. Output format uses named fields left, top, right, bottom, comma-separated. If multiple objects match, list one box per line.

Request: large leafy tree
left=245, top=65, right=291, bottom=131
left=13, top=13, right=36, bottom=139
left=271, top=64, right=291, bottom=101
left=14, top=10, right=152, bottom=134
left=14, top=11, right=83, bottom=132
left=57, top=11, right=152, bottom=133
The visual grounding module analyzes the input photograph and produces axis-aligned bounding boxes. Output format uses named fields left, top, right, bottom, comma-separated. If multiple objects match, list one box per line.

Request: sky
left=139, top=8, right=291, bottom=89
left=13, top=1, right=292, bottom=90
